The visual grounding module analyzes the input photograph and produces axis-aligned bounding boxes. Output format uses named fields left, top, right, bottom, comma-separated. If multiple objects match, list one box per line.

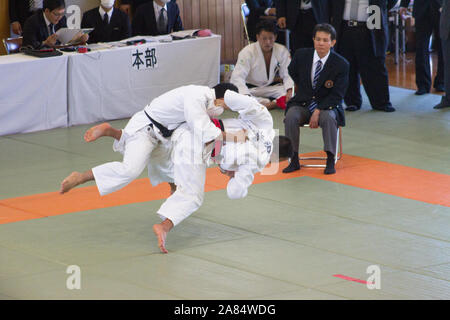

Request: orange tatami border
left=1, top=153, right=449, bottom=225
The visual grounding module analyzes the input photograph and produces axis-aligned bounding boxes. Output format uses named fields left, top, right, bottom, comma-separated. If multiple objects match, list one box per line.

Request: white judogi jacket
left=94, top=85, right=223, bottom=196
left=151, top=91, right=275, bottom=226
left=230, top=42, right=294, bottom=96
left=120, top=85, right=222, bottom=144
left=218, top=91, right=275, bottom=199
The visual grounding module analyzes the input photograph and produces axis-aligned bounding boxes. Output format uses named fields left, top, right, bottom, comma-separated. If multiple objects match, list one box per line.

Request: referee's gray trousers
left=284, top=105, right=338, bottom=156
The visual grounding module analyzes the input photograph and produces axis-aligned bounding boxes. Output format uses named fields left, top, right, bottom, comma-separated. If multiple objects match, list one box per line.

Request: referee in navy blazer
left=283, top=23, right=349, bottom=175
left=81, top=2, right=131, bottom=43
left=131, top=0, right=183, bottom=36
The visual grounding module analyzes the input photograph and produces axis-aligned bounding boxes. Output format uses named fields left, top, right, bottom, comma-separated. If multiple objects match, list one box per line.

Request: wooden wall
left=0, top=1, right=9, bottom=55
left=177, top=0, right=246, bottom=64
left=0, top=0, right=246, bottom=61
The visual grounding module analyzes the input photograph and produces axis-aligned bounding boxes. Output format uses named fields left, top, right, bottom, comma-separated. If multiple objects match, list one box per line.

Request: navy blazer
left=131, top=0, right=183, bottom=36
left=330, top=0, right=397, bottom=58
left=22, top=9, right=67, bottom=48
left=287, top=48, right=349, bottom=127
left=276, top=0, right=331, bottom=30
left=400, top=0, right=442, bottom=20
left=81, top=7, right=131, bottom=43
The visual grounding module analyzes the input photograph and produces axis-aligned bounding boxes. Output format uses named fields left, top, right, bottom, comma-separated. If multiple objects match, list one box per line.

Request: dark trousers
left=415, top=8, right=445, bottom=91
left=338, top=24, right=392, bottom=109
left=284, top=106, right=338, bottom=156
left=291, top=9, right=316, bottom=54
left=443, top=36, right=450, bottom=103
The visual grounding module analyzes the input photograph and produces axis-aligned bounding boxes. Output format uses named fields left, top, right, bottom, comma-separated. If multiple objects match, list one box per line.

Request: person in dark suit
left=400, top=0, right=444, bottom=95
left=330, top=0, right=397, bottom=112
left=9, top=0, right=40, bottom=36
left=246, top=0, right=276, bottom=42
left=434, top=0, right=450, bottom=109
left=81, top=0, right=132, bottom=43
left=283, top=23, right=349, bottom=175
left=276, top=0, right=331, bottom=53
left=23, top=0, right=65, bottom=48
left=131, top=0, right=183, bottom=36
left=119, top=0, right=151, bottom=17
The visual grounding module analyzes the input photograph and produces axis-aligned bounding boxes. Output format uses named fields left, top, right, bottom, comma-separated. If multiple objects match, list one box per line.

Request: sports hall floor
left=0, top=54, right=449, bottom=300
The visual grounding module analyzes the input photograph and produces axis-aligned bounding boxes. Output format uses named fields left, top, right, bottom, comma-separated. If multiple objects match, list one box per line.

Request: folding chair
left=3, top=37, right=23, bottom=54
left=291, top=85, right=343, bottom=168
left=299, top=124, right=343, bottom=168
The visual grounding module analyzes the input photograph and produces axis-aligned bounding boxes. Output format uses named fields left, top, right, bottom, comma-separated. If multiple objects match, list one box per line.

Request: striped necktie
left=49, top=23, right=54, bottom=35
left=158, top=8, right=166, bottom=34
left=29, top=0, right=34, bottom=11
left=309, top=60, right=323, bottom=113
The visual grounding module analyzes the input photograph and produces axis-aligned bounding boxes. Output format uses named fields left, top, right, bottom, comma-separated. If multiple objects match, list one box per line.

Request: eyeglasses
left=51, top=10, right=65, bottom=17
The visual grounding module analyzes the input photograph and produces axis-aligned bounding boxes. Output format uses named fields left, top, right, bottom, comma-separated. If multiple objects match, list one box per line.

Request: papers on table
left=56, top=28, right=93, bottom=45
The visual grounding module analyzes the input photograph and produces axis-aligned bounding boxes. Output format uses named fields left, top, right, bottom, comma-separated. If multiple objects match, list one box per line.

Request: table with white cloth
left=66, top=35, right=221, bottom=126
left=0, top=54, right=68, bottom=136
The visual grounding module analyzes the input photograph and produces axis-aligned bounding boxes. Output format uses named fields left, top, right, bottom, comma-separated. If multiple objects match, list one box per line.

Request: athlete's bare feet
left=60, top=172, right=83, bottom=194
left=153, top=219, right=174, bottom=253
left=60, top=170, right=94, bottom=194
left=84, top=123, right=113, bottom=142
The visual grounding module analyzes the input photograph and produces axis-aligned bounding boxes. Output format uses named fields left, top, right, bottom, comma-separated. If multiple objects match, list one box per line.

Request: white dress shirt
left=42, top=12, right=54, bottom=35
left=153, top=1, right=168, bottom=26
left=343, top=0, right=370, bottom=21
left=300, top=0, right=313, bottom=10
left=99, top=6, right=114, bottom=24
left=311, top=50, right=330, bottom=85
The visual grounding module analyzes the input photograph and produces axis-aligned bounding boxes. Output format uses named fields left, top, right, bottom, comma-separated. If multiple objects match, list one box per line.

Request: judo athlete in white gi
left=59, top=83, right=240, bottom=196
left=230, top=19, right=294, bottom=110
left=150, top=90, right=292, bottom=253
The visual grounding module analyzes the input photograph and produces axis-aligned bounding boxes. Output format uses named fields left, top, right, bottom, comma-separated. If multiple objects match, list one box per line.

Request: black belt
left=144, top=110, right=174, bottom=138
left=343, top=20, right=367, bottom=28
left=246, top=80, right=281, bottom=89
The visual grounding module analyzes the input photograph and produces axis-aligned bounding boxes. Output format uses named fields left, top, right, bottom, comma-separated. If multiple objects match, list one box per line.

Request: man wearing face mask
left=81, top=0, right=131, bottom=43
left=60, top=83, right=240, bottom=197
left=131, top=0, right=183, bottom=36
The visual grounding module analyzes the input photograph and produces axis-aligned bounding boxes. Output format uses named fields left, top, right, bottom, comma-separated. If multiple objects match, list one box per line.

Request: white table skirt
left=67, top=35, right=221, bottom=126
left=0, top=54, right=68, bottom=136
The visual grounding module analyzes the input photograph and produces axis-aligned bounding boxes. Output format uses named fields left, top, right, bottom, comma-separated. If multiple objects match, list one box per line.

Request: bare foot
left=152, top=219, right=174, bottom=253
left=60, top=172, right=83, bottom=194
left=153, top=224, right=169, bottom=253
left=84, top=123, right=112, bottom=142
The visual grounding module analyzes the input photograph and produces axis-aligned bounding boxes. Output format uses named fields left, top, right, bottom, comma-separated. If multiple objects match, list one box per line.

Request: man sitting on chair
left=230, top=19, right=293, bottom=110
left=283, top=23, right=349, bottom=175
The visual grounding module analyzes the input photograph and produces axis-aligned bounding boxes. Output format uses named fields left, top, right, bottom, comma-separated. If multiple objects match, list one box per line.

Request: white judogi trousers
left=92, top=111, right=173, bottom=196
left=249, top=84, right=287, bottom=104
left=154, top=124, right=208, bottom=226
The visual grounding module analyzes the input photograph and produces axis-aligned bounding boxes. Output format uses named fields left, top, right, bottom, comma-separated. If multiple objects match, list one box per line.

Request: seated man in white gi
left=59, top=83, right=241, bottom=195
left=230, top=19, right=294, bottom=109
left=149, top=91, right=292, bottom=253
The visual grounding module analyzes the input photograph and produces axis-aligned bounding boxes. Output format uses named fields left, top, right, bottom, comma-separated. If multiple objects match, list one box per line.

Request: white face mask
left=159, top=0, right=171, bottom=4
left=101, top=0, right=115, bottom=9
left=206, top=99, right=224, bottom=117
